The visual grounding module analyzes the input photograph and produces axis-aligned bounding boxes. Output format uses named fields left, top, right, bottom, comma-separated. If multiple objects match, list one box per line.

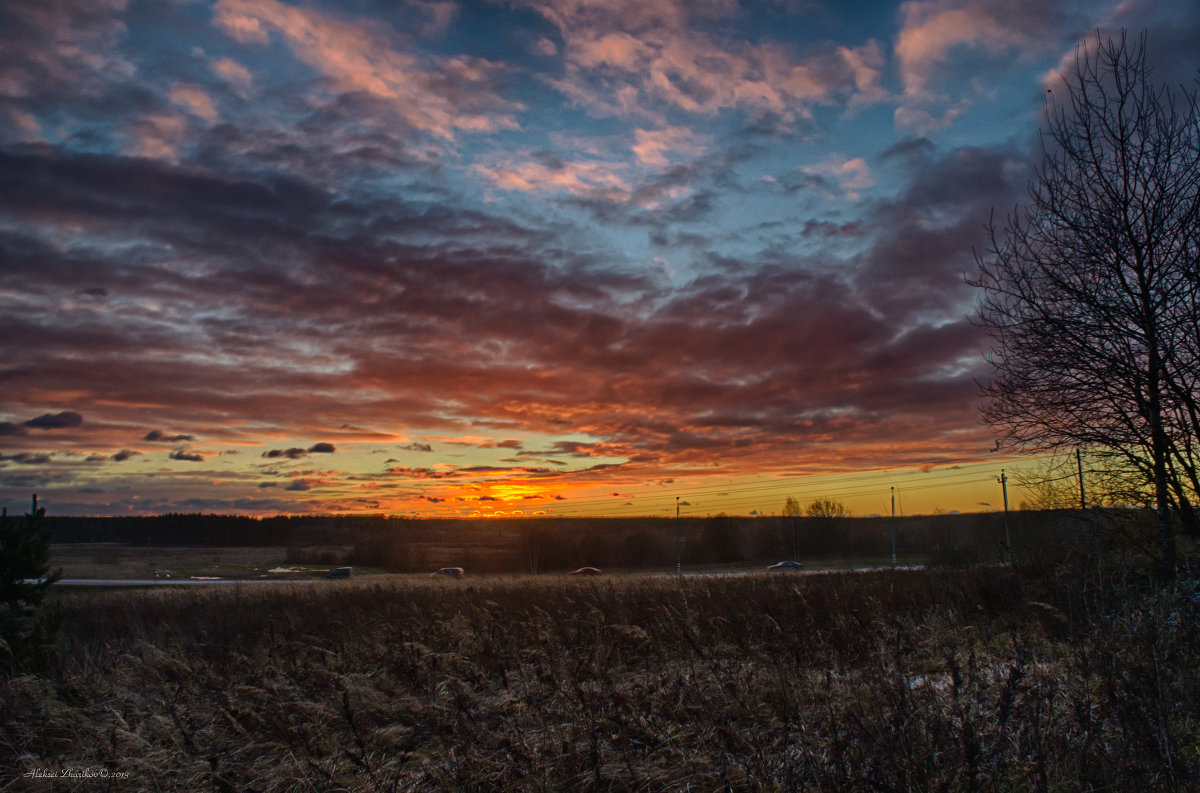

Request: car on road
left=325, top=566, right=353, bottom=579
left=568, top=566, right=603, bottom=576
left=432, top=566, right=465, bottom=577
left=767, top=561, right=805, bottom=571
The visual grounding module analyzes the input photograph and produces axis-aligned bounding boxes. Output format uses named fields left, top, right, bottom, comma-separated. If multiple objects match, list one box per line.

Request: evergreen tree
left=0, top=494, right=63, bottom=673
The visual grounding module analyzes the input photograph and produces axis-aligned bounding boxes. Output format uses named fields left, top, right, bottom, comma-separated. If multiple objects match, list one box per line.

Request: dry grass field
left=4, top=558, right=1200, bottom=791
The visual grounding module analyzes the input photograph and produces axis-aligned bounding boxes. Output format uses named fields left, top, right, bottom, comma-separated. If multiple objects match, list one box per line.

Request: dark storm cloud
left=0, top=147, right=332, bottom=249
left=0, top=452, right=54, bottom=465
left=111, top=449, right=141, bottom=462
left=1098, top=1, right=1200, bottom=87
left=25, top=411, right=83, bottom=430
left=284, top=479, right=312, bottom=492
left=801, top=220, right=866, bottom=239
left=398, top=442, right=433, bottom=452
left=879, top=137, right=937, bottom=165
left=853, top=143, right=1028, bottom=323
left=144, top=431, right=195, bottom=443
left=263, top=448, right=309, bottom=460
left=0, top=140, right=651, bottom=448
left=263, top=443, right=336, bottom=459
left=0, top=0, right=133, bottom=139
left=169, top=449, right=206, bottom=462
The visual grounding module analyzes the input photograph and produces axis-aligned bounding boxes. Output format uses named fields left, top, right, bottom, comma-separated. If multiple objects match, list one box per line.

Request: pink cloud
left=525, top=0, right=884, bottom=123
left=799, top=155, right=877, bottom=201
left=895, top=0, right=1054, bottom=100
left=575, top=32, right=646, bottom=69
left=168, top=84, right=219, bottom=123
left=213, top=0, right=521, bottom=138
left=632, top=126, right=709, bottom=166
left=122, top=113, right=188, bottom=160
left=475, top=157, right=629, bottom=200
left=840, top=41, right=888, bottom=107
left=211, top=58, right=253, bottom=96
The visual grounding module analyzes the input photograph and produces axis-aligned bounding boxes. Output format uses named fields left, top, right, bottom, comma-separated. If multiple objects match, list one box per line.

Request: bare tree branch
left=971, top=31, right=1200, bottom=579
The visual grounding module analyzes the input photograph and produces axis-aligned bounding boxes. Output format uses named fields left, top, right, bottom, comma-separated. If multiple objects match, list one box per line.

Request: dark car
left=568, top=566, right=603, bottom=576
left=325, top=566, right=353, bottom=579
left=432, top=566, right=465, bottom=577
left=767, top=561, right=805, bottom=571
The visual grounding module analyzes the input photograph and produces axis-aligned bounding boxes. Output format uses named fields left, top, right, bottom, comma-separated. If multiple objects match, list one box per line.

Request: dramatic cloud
left=2, top=0, right=1191, bottom=516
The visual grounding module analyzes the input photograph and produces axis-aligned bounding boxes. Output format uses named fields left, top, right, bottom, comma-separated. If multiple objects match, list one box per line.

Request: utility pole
left=1000, top=470, right=1012, bottom=565
left=1076, top=448, right=1086, bottom=509
left=890, top=486, right=897, bottom=568
left=675, top=497, right=681, bottom=578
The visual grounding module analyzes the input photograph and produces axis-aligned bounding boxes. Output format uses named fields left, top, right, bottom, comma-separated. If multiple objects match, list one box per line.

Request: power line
left=388, top=452, right=1060, bottom=517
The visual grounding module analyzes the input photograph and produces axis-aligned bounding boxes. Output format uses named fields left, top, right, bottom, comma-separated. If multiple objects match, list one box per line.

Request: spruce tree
left=0, top=494, right=63, bottom=673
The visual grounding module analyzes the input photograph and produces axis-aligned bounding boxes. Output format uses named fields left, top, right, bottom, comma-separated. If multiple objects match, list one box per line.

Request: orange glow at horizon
left=314, top=455, right=1049, bottom=519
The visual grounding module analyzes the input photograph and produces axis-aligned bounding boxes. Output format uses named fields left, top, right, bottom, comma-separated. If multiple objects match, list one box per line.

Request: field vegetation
left=48, top=508, right=1101, bottom=576
left=4, top=512, right=1200, bottom=791
left=45, top=545, right=311, bottom=581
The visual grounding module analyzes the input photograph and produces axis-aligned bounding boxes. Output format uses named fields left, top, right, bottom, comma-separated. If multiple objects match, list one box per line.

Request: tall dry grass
left=3, top=564, right=1199, bottom=791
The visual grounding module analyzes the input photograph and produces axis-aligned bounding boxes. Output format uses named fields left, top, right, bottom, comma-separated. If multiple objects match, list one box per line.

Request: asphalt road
left=51, top=578, right=320, bottom=587
left=50, top=564, right=923, bottom=587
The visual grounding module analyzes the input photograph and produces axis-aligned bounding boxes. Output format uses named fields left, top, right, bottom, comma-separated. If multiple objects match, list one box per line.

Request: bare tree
left=1013, top=454, right=1082, bottom=511
left=972, top=32, right=1200, bottom=579
left=805, top=497, right=848, bottom=520
left=782, top=495, right=802, bottom=559
left=1013, top=450, right=1152, bottom=511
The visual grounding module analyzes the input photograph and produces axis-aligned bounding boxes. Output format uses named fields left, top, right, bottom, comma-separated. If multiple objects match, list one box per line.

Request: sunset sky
left=1, top=0, right=1197, bottom=518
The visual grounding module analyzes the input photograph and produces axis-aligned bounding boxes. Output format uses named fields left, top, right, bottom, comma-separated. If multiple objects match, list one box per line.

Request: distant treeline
left=47, top=509, right=1126, bottom=573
